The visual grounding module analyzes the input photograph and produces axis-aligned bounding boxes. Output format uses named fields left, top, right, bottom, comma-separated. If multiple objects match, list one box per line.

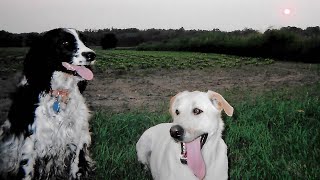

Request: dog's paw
left=75, top=163, right=95, bottom=180
left=75, top=164, right=95, bottom=180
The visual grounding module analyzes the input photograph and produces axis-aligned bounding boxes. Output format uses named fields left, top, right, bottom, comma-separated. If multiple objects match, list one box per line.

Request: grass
left=95, top=49, right=274, bottom=71
left=225, top=85, right=320, bottom=179
left=91, top=112, right=168, bottom=179
left=91, top=84, right=320, bottom=179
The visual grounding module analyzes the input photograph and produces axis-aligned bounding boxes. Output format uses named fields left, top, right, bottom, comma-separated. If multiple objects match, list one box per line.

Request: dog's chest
left=32, top=72, right=90, bottom=156
left=33, top=91, right=89, bottom=155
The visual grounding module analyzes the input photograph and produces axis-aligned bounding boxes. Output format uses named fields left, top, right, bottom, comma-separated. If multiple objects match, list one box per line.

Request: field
left=95, top=49, right=274, bottom=70
left=0, top=48, right=320, bottom=179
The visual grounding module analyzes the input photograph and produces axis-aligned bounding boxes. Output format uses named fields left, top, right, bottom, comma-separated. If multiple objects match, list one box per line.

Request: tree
left=101, top=33, right=118, bottom=49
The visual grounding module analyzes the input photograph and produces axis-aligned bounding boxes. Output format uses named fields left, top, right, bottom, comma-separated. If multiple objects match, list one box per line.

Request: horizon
left=2, top=25, right=320, bottom=35
left=1, top=0, right=319, bottom=34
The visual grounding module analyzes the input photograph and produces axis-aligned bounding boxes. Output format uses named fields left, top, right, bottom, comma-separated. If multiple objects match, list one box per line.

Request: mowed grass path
left=92, top=85, right=320, bottom=179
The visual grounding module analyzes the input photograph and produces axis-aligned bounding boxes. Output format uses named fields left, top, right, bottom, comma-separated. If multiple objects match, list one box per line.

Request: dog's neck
left=50, top=89, right=69, bottom=103
left=50, top=71, right=82, bottom=92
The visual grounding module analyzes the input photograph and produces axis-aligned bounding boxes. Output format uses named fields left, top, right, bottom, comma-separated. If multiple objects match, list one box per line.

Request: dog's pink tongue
left=62, top=62, right=93, bottom=80
left=186, top=137, right=206, bottom=179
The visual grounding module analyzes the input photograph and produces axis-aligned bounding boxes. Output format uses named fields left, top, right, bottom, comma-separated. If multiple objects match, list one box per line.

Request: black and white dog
left=0, top=28, right=96, bottom=180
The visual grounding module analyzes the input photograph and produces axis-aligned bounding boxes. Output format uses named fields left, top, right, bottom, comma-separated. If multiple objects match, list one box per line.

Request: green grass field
left=0, top=48, right=319, bottom=179
left=95, top=49, right=274, bottom=70
left=91, top=50, right=319, bottom=180
left=91, top=84, right=320, bottom=179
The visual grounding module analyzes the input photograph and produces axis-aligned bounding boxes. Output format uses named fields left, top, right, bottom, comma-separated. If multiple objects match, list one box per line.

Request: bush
left=101, top=33, right=118, bottom=49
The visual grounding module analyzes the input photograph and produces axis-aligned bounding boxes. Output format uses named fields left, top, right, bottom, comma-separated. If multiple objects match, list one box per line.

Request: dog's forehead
left=65, top=28, right=79, bottom=38
left=57, top=29, right=77, bottom=42
left=45, top=28, right=73, bottom=39
left=174, top=91, right=210, bottom=107
left=65, top=28, right=89, bottom=47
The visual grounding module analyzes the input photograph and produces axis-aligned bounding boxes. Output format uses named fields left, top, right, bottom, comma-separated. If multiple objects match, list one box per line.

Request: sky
left=0, top=0, right=319, bottom=33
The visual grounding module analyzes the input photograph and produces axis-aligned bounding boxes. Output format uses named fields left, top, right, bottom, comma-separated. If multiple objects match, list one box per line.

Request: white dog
left=136, top=90, right=233, bottom=180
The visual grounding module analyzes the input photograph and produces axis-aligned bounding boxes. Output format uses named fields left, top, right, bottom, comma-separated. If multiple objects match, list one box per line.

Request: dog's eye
left=193, top=108, right=203, bottom=115
left=175, top=109, right=180, bottom=115
left=62, top=41, right=69, bottom=46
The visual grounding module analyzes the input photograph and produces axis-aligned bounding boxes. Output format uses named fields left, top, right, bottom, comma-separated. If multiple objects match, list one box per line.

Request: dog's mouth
left=180, top=133, right=208, bottom=179
left=187, top=133, right=208, bottom=149
left=199, top=133, right=208, bottom=149
left=62, top=62, right=93, bottom=80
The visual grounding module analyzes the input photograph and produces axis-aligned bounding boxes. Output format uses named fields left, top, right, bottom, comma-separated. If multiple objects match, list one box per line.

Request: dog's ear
left=207, top=90, right=234, bottom=116
left=169, top=93, right=178, bottom=116
left=169, top=92, right=184, bottom=116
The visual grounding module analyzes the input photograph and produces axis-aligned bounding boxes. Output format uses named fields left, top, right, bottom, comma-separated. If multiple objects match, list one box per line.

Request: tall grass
left=91, top=85, right=320, bottom=179
left=91, top=112, right=168, bottom=179
left=226, top=88, right=320, bottom=179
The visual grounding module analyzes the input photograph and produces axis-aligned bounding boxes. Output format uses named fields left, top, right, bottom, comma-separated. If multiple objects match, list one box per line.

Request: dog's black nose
left=82, top=51, right=96, bottom=61
left=170, top=125, right=184, bottom=141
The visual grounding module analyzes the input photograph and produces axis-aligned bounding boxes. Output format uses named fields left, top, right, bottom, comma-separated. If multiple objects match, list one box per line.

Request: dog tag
left=53, top=100, right=60, bottom=113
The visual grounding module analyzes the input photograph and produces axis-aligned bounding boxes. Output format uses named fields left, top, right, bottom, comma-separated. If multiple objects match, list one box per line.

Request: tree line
left=0, top=26, right=319, bottom=62
left=137, top=27, right=320, bottom=63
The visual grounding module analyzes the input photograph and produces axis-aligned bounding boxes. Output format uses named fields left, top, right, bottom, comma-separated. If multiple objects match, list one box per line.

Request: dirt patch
left=1, top=62, right=319, bottom=122
left=84, top=62, right=319, bottom=112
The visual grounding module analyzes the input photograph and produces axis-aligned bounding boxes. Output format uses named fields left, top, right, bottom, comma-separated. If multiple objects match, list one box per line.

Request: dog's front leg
left=18, top=135, right=36, bottom=180
left=77, top=144, right=95, bottom=179
left=70, top=144, right=94, bottom=180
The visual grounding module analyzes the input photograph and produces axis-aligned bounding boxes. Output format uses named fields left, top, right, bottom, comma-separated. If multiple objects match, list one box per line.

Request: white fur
left=0, top=72, right=92, bottom=179
left=0, top=131, right=25, bottom=174
left=18, top=75, right=28, bottom=86
left=67, top=29, right=95, bottom=65
left=31, top=72, right=91, bottom=178
left=136, top=91, right=232, bottom=180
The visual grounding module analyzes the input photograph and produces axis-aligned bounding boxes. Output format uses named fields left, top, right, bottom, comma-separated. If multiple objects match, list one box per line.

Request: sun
left=283, top=8, right=291, bottom=15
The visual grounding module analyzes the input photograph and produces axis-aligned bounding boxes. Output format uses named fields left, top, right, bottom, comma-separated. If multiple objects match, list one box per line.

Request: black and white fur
left=0, top=28, right=96, bottom=180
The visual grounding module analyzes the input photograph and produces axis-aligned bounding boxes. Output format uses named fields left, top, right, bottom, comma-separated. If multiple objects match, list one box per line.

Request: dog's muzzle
left=82, top=51, right=96, bottom=62
left=170, top=125, right=208, bottom=146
